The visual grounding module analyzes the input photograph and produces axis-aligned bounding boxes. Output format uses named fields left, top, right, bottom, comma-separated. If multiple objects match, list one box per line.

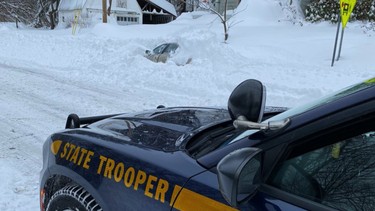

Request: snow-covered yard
left=0, top=0, right=374, bottom=209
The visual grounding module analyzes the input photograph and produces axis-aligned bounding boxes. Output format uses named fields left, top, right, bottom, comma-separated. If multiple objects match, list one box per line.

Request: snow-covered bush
left=305, top=0, right=340, bottom=23
left=362, top=21, right=375, bottom=35
left=305, top=0, right=375, bottom=23
left=278, top=0, right=305, bottom=25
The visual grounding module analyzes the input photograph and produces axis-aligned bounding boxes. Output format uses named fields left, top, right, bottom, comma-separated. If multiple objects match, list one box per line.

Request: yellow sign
left=340, top=0, right=357, bottom=28
left=365, top=77, right=375, bottom=84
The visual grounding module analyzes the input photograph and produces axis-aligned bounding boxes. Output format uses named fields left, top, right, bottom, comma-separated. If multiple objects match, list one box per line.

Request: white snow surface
left=0, top=0, right=374, bottom=209
left=59, top=0, right=86, bottom=10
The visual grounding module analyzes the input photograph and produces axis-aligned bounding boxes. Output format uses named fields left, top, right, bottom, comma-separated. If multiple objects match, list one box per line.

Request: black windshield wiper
left=189, top=126, right=236, bottom=158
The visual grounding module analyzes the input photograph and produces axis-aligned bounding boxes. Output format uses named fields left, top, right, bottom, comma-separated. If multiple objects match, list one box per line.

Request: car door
left=157, top=43, right=176, bottom=63
left=250, top=99, right=375, bottom=211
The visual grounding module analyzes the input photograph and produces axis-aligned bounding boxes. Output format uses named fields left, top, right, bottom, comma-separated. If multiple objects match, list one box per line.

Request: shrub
left=305, top=0, right=375, bottom=23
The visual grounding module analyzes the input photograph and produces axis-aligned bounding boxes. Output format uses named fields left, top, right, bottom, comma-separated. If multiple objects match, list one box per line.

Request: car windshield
left=152, top=44, right=167, bottom=54
left=164, top=43, right=179, bottom=54
left=229, top=78, right=375, bottom=143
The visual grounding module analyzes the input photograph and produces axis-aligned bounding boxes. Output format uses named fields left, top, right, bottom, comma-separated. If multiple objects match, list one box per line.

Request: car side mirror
left=145, top=50, right=151, bottom=55
left=217, top=147, right=262, bottom=208
left=228, top=79, right=266, bottom=123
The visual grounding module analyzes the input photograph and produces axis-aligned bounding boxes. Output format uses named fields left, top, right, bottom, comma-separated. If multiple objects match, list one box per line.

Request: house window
left=130, top=17, right=138, bottom=23
left=116, top=16, right=138, bottom=24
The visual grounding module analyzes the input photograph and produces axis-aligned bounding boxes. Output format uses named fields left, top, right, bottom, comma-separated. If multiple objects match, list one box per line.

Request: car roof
left=270, top=78, right=375, bottom=128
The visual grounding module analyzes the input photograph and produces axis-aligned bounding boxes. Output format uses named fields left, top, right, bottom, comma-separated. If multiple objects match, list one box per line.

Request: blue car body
left=40, top=78, right=375, bottom=211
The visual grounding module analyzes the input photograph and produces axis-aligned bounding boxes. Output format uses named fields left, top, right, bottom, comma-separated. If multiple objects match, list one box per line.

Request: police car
left=40, top=78, right=375, bottom=211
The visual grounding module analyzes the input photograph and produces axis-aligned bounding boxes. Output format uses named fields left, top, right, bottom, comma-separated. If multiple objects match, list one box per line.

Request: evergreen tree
left=305, top=0, right=375, bottom=23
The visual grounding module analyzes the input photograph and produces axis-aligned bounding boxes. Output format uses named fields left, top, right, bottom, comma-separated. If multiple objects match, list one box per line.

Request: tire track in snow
left=0, top=64, right=152, bottom=210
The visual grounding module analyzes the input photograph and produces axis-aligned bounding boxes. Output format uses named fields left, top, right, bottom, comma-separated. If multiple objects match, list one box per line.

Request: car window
left=164, top=43, right=179, bottom=54
left=269, top=130, right=375, bottom=211
left=152, top=44, right=168, bottom=54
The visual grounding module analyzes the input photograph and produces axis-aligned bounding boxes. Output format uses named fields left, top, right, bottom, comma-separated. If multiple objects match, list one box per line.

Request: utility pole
left=102, top=0, right=107, bottom=23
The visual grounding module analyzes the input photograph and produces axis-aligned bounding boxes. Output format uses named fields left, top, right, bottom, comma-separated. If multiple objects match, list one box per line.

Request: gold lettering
left=155, top=178, right=169, bottom=203
left=104, top=158, right=115, bottom=179
left=77, top=148, right=87, bottom=166
left=124, top=167, right=135, bottom=188
left=69, top=146, right=80, bottom=164
left=66, top=144, right=76, bottom=160
left=145, top=175, right=157, bottom=198
left=134, top=170, right=147, bottom=190
left=114, top=162, right=125, bottom=182
left=82, top=150, right=94, bottom=169
left=60, top=143, right=69, bottom=158
left=97, top=155, right=107, bottom=174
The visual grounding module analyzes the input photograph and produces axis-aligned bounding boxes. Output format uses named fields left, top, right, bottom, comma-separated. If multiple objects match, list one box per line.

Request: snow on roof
left=148, top=0, right=177, bottom=16
left=84, top=0, right=106, bottom=10
left=60, top=0, right=141, bottom=13
left=58, top=0, right=175, bottom=17
left=59, top=0, right=87, bottom=10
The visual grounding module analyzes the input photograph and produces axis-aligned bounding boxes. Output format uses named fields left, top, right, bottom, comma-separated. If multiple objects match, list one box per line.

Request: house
left=212, top=0, right=240, bottom=14
left=58, top=0, right=177, bottom=27
left=138, top=0, right=177, bottom=24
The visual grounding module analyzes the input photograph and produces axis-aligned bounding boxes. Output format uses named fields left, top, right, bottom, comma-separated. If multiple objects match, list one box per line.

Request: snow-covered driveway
left=0, top=64, right=152, bottom=210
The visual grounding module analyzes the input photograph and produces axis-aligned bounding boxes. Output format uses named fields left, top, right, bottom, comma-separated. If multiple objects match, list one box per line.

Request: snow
left=0, top=0, right=374, bottom=209
left=148, top=0, right=177, bottom=16
left=59, top=0, right=86, bottom=10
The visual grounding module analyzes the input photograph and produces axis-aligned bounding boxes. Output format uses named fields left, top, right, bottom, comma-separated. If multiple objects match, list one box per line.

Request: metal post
left=15, top=15, right=18, bottom=28
left=331, top=15, right=341, bottom=67
left=336, top=27, right=345, bottom=61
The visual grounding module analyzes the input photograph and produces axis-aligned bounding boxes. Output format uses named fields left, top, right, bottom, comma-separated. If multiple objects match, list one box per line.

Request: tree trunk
left=102, top=0, right=107, bottom=23
left=223, top=0, right=228, bottom=41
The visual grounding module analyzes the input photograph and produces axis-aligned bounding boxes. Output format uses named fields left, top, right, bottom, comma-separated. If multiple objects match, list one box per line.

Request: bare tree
left=0, top=0, right=36, bottom=25
left=34, top=0, right=60, bottom=28
left=0, top=0, right=59, bottom=28
left=179, top=0, right=246, bottom=42
left=48, top=0, right=60, bottom=29
left=198, top=0, right=230, bottom=41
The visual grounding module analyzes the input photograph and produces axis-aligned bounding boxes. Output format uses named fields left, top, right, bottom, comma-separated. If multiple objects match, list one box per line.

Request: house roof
left=58, top=0, right=176, bottom=17
left=85, top=0, right=141, bottom=13
left=147, top=0, right=176, bottom=16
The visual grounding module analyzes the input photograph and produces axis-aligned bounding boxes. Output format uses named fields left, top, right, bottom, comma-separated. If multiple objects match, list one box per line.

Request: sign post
left=336, top=26, right=345, bottom=61
left=72, top=10, right=80, bottom=35
left=331, top=15, right=341, bottom=67
left=331, top=0, right=356, bottom=66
